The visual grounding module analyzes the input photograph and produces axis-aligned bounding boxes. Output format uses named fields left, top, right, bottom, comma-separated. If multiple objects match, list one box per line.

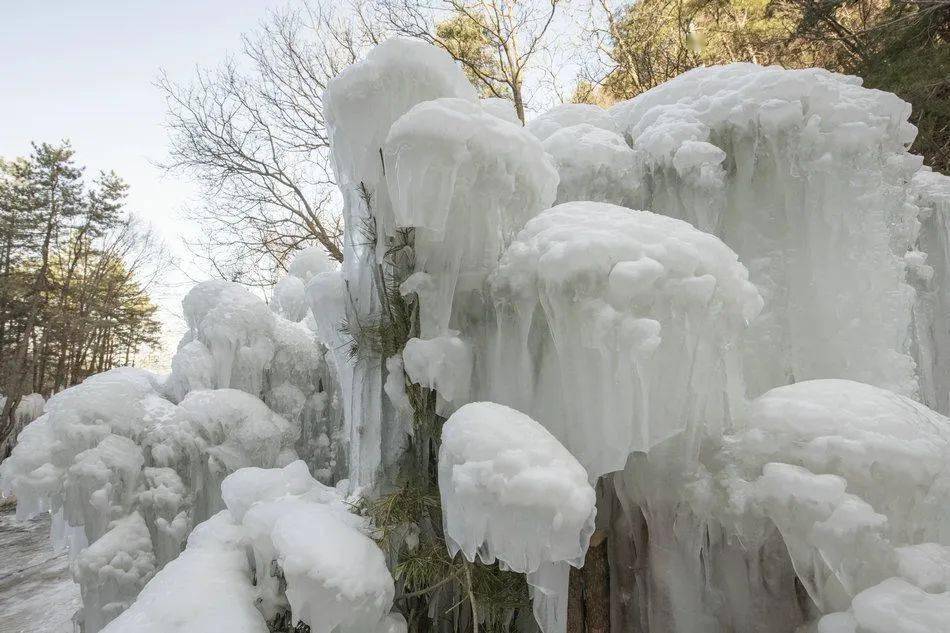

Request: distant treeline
left=0, top=142, right=163, bottom=442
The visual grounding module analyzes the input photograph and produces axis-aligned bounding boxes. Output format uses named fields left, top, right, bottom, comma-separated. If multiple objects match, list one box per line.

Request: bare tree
left=159, top=5, right=384, bottom=279
left=376, top=0, right=563, bottom=122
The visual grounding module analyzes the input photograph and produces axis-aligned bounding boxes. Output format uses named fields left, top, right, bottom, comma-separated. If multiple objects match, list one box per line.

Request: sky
left=0, top=1, right=291, bottom=352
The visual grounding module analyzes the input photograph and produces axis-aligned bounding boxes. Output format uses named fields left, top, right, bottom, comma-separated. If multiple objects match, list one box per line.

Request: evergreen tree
left=0, top=142, right=163, bottom=452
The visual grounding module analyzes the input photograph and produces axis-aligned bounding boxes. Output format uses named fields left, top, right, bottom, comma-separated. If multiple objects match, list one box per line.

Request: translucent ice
left=384, top=97, right=557, bottom=334
left=488, top=201, right=761, bottom=477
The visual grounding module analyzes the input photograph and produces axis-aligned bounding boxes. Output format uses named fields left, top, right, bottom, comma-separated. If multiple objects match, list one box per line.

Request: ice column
left=322, top=38, right=478, bottom=489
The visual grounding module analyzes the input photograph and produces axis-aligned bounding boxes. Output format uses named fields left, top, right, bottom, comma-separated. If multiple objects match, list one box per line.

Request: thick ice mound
left=179, top=280, right=276, bottom=396
left=272, top=276, right=309, bottom=322
left=220, top=460, right=330, bottom=522
left=273, top=247, right=336, bottom=323
left=100, top=511, right=268, bottom=633
left=74, top=512, right=156, bottom=632
left=305, top=269, right=347, bottom=352
left=526, top=103, right=617, bottom=142
left=0, top=368, right=300, bottom=631
left=286, top=245, right=335, bottom=282
left=385, top=97, right=557, bottom=334
left=402, top=334, right=472, bottom=413
left=489, top=201, right=761, bottom=476
left=245, top=499, right=393, bottom=633
left=609, top=63, right=915, bottom=171
left=439, top=402, right=596, bottom=574
left=171, top=277, right=341, bottom=481
left=606, top=378, right=950, bottom=633
left=324, top=37, right=477, bottom=195
left=609, top=63, right=923, bottom=399
left=107, top=461, right=396, bottom=633
left=818, top=577, right=950, bottom=633
left=1, top=368, right=160, bottom=528
left=643, top=379, right=950, bottom=630
left=481, top=97, right=521, bottom=125
left=541, top=123, right=639, bottom=206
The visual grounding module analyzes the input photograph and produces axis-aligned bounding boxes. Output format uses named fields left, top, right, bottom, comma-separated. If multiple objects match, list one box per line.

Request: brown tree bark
left=567, top=530, right=611, bottom=633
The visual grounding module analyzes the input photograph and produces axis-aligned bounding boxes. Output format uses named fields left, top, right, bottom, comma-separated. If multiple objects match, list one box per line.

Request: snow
left=439, top=402, right=596, bottom=574
left=0, top=366, right=302, bottom=631
left=225, top=461, right=394, bottom=633
left=103, top=461, right=395, bottom=633
left=9, top=41, right=950, bottom=633
left=220, top=460, right=327, bottom=523
left=608, top=63, right=922, bottom=399
left=488, top=201, right=761, bottom=477
left=251, top=500, right=393, bottom=633
left=541, top=123, right=639, bottom=207
left=402, top=334, right=472, bottom=412
left=100, top=511, right=267, bottom=633
left=526, top=103, right=617, bottom=142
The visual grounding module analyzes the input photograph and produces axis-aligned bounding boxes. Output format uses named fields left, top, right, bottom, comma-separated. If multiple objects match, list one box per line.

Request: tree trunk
left=567, top=530, right=611, bottom=633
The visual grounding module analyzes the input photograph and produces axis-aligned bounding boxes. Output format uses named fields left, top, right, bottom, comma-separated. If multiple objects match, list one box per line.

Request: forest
left=0, top=143, right=162, bottom=452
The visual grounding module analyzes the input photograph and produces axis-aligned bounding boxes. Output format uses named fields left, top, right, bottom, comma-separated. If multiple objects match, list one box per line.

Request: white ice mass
left=3, top=38, right=950, bottom=633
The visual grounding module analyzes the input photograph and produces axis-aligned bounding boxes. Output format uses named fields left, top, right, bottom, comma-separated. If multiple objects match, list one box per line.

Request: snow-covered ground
left=0, top=501, right=78, bottom=633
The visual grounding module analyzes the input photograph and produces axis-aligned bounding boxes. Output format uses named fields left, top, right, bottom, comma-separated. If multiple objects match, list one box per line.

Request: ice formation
left=611, top=379, right=950, bottom=633
left=103, top=461, right=397, bottom=633
left=910, top=169, right=950, bottom=414
left=402, top=334, right=472, bottom=412
left=99, top=511, right=269, bottom=633
left=5, top=38, right=950, bottom=633
left=439, top=402, right=596, bottom=573
left=0, top=366, right=303, bottom=630
left=322, top=37, right=479, bottom=490
left=0, top=250, right=344, bottom=630
left=526, top=103, right=618, bottom=142
left=384, top=96, right=557, bottom=335
left=488, top=201, right=761, bottom=477
left=541, top=124, right=640, bottom=206
left=608, top=64, right=923, bottom=398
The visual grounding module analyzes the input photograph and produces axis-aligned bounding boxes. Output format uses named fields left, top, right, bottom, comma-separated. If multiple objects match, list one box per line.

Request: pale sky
left=0, top=0, right=291, bottom=349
